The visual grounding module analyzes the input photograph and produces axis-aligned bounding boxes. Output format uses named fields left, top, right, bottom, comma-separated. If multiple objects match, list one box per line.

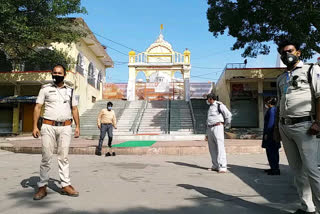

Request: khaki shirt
left=276, top=61, right=320, bottom=118
left=207, top=101, right=232, bottom=126
left=97, top=109, right=117, bottom=128
left=36, top=83, right=78, bottom=122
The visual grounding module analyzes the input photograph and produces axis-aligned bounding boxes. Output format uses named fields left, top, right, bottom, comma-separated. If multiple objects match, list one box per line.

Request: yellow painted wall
left=0, top=35, right=112, bottom=134
left=22, top=103, right=35, bottom=132
left=52, top=40, right=108, bottom=115
left=0, top=71, right=75, bottom=83
left=216, top=68, right=284, bottom=109
left=215, top=72, right=231, bottom=108
left=12, top=106, right=19, bottom=134
left=225, top=68, right=284, bottom=80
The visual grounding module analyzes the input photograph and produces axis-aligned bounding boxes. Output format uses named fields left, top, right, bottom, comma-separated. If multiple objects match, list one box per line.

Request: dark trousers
left=98, top=124, right=113, bottom=152
left=266, top=146, right=279, bottom=170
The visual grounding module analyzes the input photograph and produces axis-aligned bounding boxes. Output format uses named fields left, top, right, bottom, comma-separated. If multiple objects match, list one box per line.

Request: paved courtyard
left=0, top=149, right=299, bottom=214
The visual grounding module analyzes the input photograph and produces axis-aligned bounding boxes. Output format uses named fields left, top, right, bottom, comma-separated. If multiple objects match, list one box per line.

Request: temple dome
left=146, top=33, right=173, bottom=54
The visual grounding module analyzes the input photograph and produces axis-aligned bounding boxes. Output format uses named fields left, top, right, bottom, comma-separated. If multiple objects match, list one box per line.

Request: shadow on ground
left=3, top=164, right=297, bottom=214
left=167, top=161, right=299, bottom=207
left=21, top=176, right=61, bottom=194
left=166, top=161, right=208, bottom=170
left=228, top=164, right=298, bottom=204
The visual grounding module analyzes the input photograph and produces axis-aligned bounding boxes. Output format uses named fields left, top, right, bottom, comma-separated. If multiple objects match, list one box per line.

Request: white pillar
left=127, top=67, right=136, bottom=101
left=258, top=79, right=264, bottom=129
left=183, top=67, right=191, bottom=101
left=184, top=78, right=190, bottom=101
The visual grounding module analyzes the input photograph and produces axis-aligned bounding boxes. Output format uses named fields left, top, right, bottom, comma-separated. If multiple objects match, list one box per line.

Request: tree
left=24, top=48, right=75, bottom=71
left=0, top=0, right=87, bottom=67
left=207, top=0, right=320, bottom=59
left=0, top=51, right=13, bottom=71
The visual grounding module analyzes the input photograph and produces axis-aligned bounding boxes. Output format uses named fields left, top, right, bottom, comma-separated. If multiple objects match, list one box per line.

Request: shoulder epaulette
left=41, top=83, right=52, bottom=88
left=65, top=84, right=74, bottom=89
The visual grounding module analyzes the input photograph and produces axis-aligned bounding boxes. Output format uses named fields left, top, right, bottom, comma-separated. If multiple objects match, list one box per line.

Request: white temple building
left=126, top=30, right=191, bottom=101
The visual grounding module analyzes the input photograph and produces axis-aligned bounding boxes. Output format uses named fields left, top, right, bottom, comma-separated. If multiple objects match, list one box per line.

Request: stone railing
left=133, top=52, right=185, bottom=64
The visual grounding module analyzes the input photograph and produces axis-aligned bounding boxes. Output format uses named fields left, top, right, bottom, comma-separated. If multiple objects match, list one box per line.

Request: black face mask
left=281, top=53, right=299, bottom=68
left=52, top=75, right=64, bottom=84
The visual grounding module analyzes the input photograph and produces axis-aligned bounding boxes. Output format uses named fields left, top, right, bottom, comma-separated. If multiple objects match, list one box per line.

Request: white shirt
left=36, top=83, right=78, bottom=121
left=207, top=101, right=232, bottom=126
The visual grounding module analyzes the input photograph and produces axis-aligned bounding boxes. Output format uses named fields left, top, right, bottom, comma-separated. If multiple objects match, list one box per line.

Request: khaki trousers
left=280, top=121, right=320, bottom=212
left=207, top=125, right=227, bottom=170
left=38, top=124, right=72, bottom=188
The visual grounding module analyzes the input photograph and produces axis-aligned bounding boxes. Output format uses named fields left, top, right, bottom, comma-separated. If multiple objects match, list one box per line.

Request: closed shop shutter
left=0, top=107, right=13, bottom=133
left=231, top=99, right=258, bottom=128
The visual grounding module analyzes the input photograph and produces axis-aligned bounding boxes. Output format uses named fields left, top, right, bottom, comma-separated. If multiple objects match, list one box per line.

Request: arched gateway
left=127, top=31, right=191, bottom=101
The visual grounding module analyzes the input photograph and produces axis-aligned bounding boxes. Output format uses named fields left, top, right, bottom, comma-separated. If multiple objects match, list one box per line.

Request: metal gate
left=0, top=107, right=13, bottom=133
left=231, top=99, right=258, bottom=128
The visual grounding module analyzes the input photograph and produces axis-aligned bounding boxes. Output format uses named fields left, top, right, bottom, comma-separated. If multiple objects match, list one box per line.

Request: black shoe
left=267, top=169, right=280, bottom=175
left=95, top=151, right=102, bottom=156
left=264, top=169, right=272, bottom=173
left=293, top=209, right=316, bottom=214
left=112, top=152, right=116, bottom=156
left=108, top=144, right=112, bottom=148
left=105, top=152, right=111, bottom=157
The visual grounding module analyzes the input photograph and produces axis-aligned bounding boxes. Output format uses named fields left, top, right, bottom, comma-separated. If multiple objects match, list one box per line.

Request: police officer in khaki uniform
left=206, top=93, right=232, bottom=173
left=32, top=64, right=80, bottom=200
left=276, top=40, right=320, bottom=214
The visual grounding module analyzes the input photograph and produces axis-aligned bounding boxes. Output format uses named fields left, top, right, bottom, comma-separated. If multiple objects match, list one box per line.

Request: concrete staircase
left=190, top=99, right=209, bottom=134
left=137, top=100, right=168, bottom=134
left=78, top=99, right=207, bottom=137
left=169, top=100, right=194, bottom=135
left=113, top=100, right=145, bottom=135
left=79, top=100, right=128, bottom=137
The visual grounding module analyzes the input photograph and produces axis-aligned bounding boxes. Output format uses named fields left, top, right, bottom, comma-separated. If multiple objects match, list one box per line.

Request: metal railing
left=166, top=100, right=170, bottom=134
left=131, top=100, right=147, bottom=134
left=130, top=101, right=143, bottom=134
left=225, top=63, right=246, bottom=69
left=188, top=100, right=197, bottom=134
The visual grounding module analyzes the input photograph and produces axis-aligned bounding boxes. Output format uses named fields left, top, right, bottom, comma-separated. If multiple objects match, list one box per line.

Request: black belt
left=280, top=116, right=312, bottom=125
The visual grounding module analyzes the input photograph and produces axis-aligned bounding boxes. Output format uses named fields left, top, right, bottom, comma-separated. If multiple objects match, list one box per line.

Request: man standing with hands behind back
left=206, top=93, right=232, bottom=173
left=276, top=40, right=320, bottom=214
left=32, top=64, right=80, bottom=200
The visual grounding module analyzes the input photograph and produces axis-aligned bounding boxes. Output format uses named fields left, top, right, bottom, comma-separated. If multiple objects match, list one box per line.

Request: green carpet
left=113, top=141, right=156, bottom=148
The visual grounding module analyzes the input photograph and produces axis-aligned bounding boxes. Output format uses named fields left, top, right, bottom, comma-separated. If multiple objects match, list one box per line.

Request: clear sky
left=79, top=0, right=319, bottom=83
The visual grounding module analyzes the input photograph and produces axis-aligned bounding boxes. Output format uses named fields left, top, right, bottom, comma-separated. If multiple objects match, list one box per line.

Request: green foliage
left=24, top=48, right=75, bottom=71
left=0, top=0, right=87, bottom=64
left=0, top=51, right=13, bottom=72
left=207, top=0, right=320, bottom=59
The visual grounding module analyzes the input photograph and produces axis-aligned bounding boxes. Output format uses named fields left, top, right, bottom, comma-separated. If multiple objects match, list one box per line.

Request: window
left=76, top=53, right=84, bottom=75
left=97, top=71, right=102, bottom=90
left=87, top=63, right=95, bottom=86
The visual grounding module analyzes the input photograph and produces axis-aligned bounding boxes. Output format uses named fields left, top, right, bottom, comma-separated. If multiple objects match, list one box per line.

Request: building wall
left=53, top=41, right=106, bottom=81
left=216, top=67, right=284, bottom=128
left=215, top=72, right=231, bottom=108
left=52, top=41, right=108, bottom=114
left=0, top=23, right=112, bottom=134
